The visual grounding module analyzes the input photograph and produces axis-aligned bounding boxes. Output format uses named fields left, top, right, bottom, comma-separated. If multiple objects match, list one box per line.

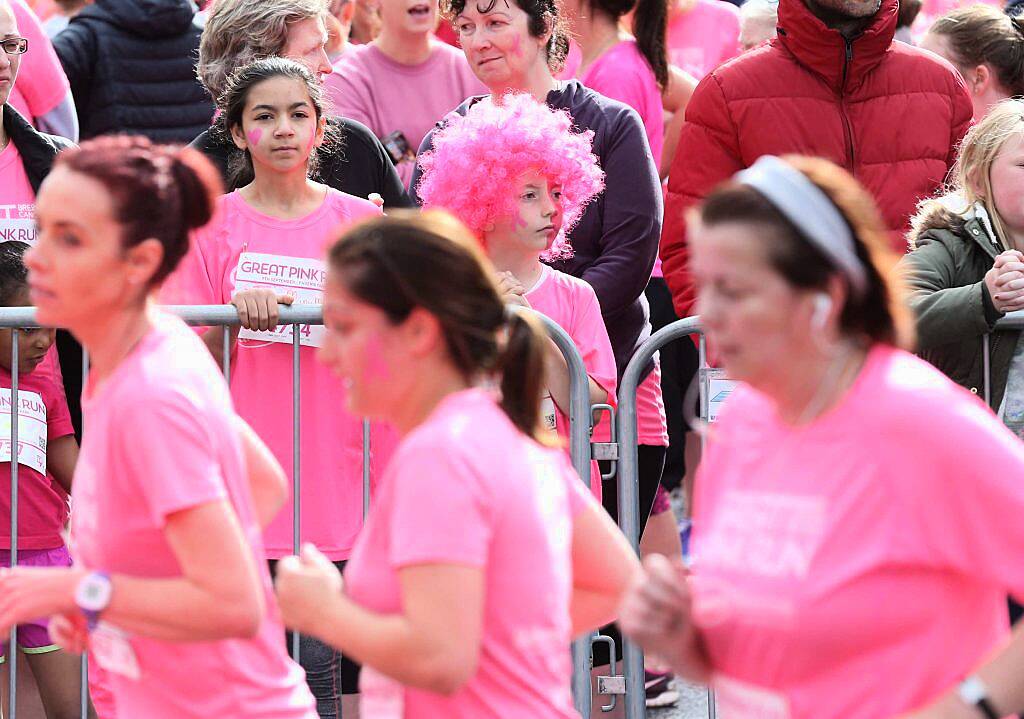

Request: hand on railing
left=230, top=289, right=295, bottom=332
left=985, top=250, right=1024, bottom=314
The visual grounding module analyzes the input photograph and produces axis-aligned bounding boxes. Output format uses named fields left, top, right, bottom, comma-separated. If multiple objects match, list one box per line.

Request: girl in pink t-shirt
left=161, top=57, right=385, bottom=711
left=621, top=155, right=1024, bottom=719
left=561, top=0, right=667, bottom=163
left=0, top=240, right=94, bottom=718
left=274, top=211, right=639, bottom=718
left=0, top=136, right=316, bottom=719
left=416, top=93, right=613, bottom=498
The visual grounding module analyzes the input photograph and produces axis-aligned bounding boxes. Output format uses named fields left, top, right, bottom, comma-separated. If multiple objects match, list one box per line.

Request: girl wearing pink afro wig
left=417, top=92, right=615, bottom=497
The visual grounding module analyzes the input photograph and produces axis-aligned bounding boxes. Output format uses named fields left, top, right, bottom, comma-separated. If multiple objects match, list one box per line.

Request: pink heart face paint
left=247, top=128, right=262, bottom=147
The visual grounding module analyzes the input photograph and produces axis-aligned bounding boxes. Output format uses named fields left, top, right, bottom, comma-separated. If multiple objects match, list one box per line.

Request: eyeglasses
left=0, top=38, right=28, bottom=55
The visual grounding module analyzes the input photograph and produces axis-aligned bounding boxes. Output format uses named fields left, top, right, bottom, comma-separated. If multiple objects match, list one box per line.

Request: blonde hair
left=198, top=0, right=329, bottom=99
left=946, top=98, right=1024, bottom=248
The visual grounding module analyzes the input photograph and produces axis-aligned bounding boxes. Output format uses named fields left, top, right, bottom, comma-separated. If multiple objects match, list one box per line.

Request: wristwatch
left=74, top=571, right=112, bottom=631
left=957, top=676, right=1001, bottom=719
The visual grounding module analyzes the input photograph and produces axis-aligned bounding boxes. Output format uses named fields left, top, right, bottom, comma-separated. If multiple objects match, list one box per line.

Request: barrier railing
left=981, top=311, right=1024, bottom=407
left=0, top=304, right=600, bottom=719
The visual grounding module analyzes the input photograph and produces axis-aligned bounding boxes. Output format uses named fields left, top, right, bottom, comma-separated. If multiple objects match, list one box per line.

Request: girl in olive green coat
left=901, top=99, right=1024, bottom=431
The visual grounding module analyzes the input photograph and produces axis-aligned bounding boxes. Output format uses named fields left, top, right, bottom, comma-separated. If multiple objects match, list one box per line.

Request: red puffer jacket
left=660, top=0, right=972, bottom=317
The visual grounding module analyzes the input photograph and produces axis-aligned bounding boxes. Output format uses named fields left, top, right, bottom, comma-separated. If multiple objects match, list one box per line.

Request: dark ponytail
left=498, top=311, right=548, bottom=439
left=630, top=0, right=669, bottom=89
left=582, top=0, right=668, bottom=89
left=55, top=137, right=222, bottom=286
left=328, top=211, right=551, bottom=442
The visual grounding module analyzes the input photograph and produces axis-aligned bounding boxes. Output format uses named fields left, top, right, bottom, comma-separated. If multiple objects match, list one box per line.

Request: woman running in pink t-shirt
left=621, top=154, right=1024, bottom=719
left=417, top=93, right=613, bottom=498
left=0, top=135, right=317, bottom=719
left=162, top=56, right=385, bottom=715
left=274, top=211, right=639, bottom=718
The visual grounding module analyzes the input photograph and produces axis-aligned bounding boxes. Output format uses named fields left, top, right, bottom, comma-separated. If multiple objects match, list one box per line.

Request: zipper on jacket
left=838, top=39, right=856, bottom=172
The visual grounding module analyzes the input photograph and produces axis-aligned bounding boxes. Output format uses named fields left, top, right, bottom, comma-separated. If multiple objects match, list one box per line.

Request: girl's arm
left=543, top=338, right=609, bottom=424
left=0, top=500, right=266, bottom=642
left=277, top=547, right=484, bottom=695
left=568, top=502, right=641, bottom=635
left=660, top=66, right=698, bottom=179
left=234, top=415, right=288, bottom=529
left=47, top=434, right=78, bottom=495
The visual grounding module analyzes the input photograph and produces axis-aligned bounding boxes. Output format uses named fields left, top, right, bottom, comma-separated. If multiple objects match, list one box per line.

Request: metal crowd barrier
left=0, top=304, right=601, bottom=719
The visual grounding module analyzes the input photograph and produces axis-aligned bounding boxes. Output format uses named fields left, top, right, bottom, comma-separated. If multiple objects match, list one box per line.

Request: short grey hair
left=198, top=0, right=329, bottom=100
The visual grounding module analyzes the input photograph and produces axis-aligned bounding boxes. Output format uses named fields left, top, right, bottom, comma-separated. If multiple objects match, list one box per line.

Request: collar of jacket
left=962, top=214, right=1003, bottom=262
left=3, top=104, right=72, bottom=195
left=775, top=0, right=897, bottom=93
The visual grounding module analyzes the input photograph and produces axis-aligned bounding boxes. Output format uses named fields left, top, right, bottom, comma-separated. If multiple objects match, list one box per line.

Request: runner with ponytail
left=275, top=211, right=639, bottom=718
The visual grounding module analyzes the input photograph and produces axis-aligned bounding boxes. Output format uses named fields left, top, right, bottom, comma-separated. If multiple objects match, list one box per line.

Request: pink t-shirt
left=666, top=0, right=741, bottom=80
left=635, top=355, right=669, bottom=446
left=690, top=344, right=1024, bottom=719
left=9, top=0, right=69, bottom=124
left=325, top=40, right=486, bottom=187
left=70, top=314, right=316, bottom=719
left=344, top=388, right=592, bottom=719
left=162, top=188, right=388, bottom=561
left=0, top=364, right=73, bottom=550
left=580, top=40, right=664, bottom=164
left=525, top=265, right=616, bottom=497
left=0, top=141, right=39, bottom=244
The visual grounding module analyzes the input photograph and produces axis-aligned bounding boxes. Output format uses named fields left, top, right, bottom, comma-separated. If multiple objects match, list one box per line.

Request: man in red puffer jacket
left=661, top=0, right=973, bottom=317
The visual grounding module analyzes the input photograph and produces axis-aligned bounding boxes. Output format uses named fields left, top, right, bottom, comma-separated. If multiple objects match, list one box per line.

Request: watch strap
left=959, top=676, right=1000, bottom=719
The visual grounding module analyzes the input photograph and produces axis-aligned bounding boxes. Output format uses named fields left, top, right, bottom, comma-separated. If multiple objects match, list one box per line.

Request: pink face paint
left=246, top=128, right=262, bottom=147
left=361, top=331, right=393, bottom=384
left=510, top=33, right=523, bottom=57
left=305, top=127, right=317, bottom=155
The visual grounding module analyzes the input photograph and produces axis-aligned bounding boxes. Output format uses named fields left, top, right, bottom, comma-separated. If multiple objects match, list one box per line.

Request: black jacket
left=52, top=0, right=213, bottom=143
left=190, top=117, right=412, bottom=208
left=5, top=105, right=73, bottom=192
left=3, top=106, right=82, bottom=439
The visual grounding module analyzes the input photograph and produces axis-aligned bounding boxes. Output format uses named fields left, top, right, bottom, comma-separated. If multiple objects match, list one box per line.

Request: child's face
left=488, top=170, right=563, bottom=256
left=990, top=132, right=1024, bottom=234
left=231, top=76, right=326, bottom=176
left=0, top=287, right=55, bottom=375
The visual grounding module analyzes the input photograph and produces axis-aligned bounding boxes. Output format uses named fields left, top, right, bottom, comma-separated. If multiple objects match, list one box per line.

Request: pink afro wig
left=416, top=93, right=605, bottom=260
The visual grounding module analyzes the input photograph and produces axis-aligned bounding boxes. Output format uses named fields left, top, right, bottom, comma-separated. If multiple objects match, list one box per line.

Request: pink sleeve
left=118, top=389, right=228, bottom=526
left=387, top=440, right=494, bottom=569
left=42, top=375, right=73, bottom=441
left=572, top=283, right=617, bottom=404
left=717, top=9, right=741, bottom=67
left=895, top=392, right=1024, bottom=597
left=11, top=0, right=69, bottom=116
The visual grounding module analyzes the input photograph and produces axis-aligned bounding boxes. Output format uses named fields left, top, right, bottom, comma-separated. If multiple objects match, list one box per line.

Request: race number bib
left=233, top=252, right=326, bottom=348
left=91, top=623, right=141, bottom=680
left=359, top=666, right=404, bottom=718
left=541, top=392, right=557, bottom=435
left=0, top=388, right=47, bottom=475
left=0, top=203, right=36, bottom=244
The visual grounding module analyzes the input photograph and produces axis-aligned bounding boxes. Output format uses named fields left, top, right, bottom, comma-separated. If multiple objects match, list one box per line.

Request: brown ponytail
left=497, top=310, right=549, bottom=440
left=328, top=211, right=551, bottom=442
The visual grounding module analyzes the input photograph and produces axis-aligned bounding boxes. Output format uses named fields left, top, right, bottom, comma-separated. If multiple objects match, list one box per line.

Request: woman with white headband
left=619, top=155, right=1024, bottom=719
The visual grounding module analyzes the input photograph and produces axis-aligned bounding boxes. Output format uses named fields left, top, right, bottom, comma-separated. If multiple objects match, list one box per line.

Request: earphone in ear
left=811, top=293, right=832, bottom=332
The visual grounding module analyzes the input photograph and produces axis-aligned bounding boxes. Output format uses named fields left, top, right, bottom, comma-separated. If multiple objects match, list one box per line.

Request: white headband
left=735, top=156, right=867, bottom=298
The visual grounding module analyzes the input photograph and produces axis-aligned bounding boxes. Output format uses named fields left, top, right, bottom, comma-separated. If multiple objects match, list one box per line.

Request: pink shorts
left=0, top=545, right=72, bottom=659
left=651, top=484, right=672, bottom=516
